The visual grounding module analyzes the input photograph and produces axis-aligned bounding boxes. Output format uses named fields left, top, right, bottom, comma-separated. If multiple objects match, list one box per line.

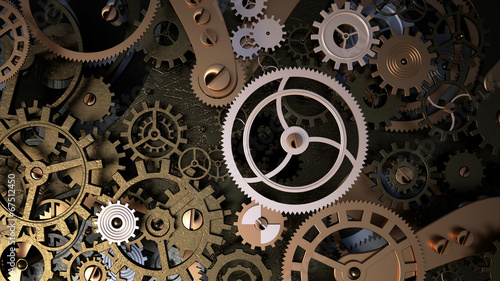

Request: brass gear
left=178, top=147, right=211, bottom=181
left=61, top=241, right=113, bottom=281
left=74, top=256, right=111, bottom=281
left=370, top=28, right=436, bottom=96
left=235, top=201, right=286, bottom=249
left=206, top=249, right=273, bottom=281
left=0, top=106, right=104, bottom=241
left=20, top=0, right=159, bottom=64
left=282, top=200, right=425, bottom=281
left=207, top=146, right=230, bottom=182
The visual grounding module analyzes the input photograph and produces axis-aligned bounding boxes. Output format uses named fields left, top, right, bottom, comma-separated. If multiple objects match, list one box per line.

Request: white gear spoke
left=245, top=153, right=292, bottom=183
left=276, top=97, right=289, bottom=130
left=309, top=137, right=355, bottom=164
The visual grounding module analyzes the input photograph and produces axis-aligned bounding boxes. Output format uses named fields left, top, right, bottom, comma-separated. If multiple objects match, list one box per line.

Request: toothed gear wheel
left=345, top=67, right=406, bottom=130
left=96, top=200, right=139, bottom=245
left=68, top=76, right=115, bottom=124
left=0, top=1, right=30, bottom=84
left=135, top=0, right=192, bottom=68
left=311, top=2, right=380, bottom=70
left=282, top=201, right=425, bottom=281
left=230, top=0, right=267, bottom=21
left=235, top=201, right=286, bottom=249
left=178, top=147, right=211, bottom=180
left=285, top=24, right=317, bottom=60
left=100, top=244, right=147, bottom=281
left=430, top=264, right=464, bottom=281
left=472, top=90, right=500, bottom=155
left=20, top=0, right=160, bottom=64
left=141, top=205, right=176, bottom=243
left=443, top=151, right=484, bottom=192
left=221, top=67, right=368, bottom=214
left=370, top=142, right=437, bottom=210
left=206, top=249, right=273, bottom=281
left=74, top=256, right=111, bottom=281
left=61, top=241, right=114, bottom=281
left=121, top=101, right=187, bottom=162
left=231, top=25, right=259, bottom=60
left=0, top=105, right=103, bottom=240
left=208, top=146, right=230, bottom=182
left=250, top=15, right=286, bottom=53
left=483, top=241, right=500, bottom=281
left=370, top=29, right=436, bottom=96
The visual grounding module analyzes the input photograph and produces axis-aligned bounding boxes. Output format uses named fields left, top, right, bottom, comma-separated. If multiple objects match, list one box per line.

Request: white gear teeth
left=231, top=25, right=260, bottom=59
left=96, top=200, right=140, bottom=245
left=230, top=0, right=268, bottom=21
left=250, top=15, right=286, bottom=52
left=311, top=2, right=380, bottom=70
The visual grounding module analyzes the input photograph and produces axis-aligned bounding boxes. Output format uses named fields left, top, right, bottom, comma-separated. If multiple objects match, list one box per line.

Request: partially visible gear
left=230, top=0, right=267, bottom=21
left=311, top=2, right=380, bottom=70
left=370, top=28, right=436, bottom=96
left=231, top=25, right=259, bottom=60
left=443, top=151, right=484, bottom=192
left=206, top=249, right=273, bottom=281
left=101, top=245, right=147, bottom=281
left=235, top=201, right=286, bottom=249
left=472, top=89, right=500, bottom=155
left=178, top=147, right=211, bottom=180
left=250, top=15, right=286, bottom=52
left=95, top=200, right=139, bottom=245
left=429, top=264, right=464, bottom=281
left=285, top=24, right=316, bottom=60
left=140, top=205, right=176, bottom=243
left=61, top=241, right=112, bottom=281
left=208, top=146, right=230, bottom=182
left=372, top=0, right=428, bottom=23
left=74, top=256, right=111, bottom=281
left=90, top=128, right=126, bottom=186
left=246, top=51, right=281, bottom=79
left=483, top=240, right=500, bottom=281
left=135, top=0, right=192, bottom=68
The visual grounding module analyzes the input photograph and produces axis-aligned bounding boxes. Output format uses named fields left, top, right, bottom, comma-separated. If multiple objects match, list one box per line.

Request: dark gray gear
left=471, top=89, right=500, bottom=155
left=443, top=151, right=484, bottom=192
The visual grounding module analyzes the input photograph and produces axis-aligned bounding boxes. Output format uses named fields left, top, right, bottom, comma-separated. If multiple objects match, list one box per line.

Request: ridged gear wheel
left=483, top=241, right=500, bottom=281
left=231, top=25, right=259, bottom=60
left=472, top=90, right=500, bottom=155
left=370, top=142, right=437, bottom=210
left=443, top=151, right=484, bottom=192
left=68, top=76, right=115, bottom=124
left=206, top=249, right=273, bottom=280
left=230, top=0, right=267, bottom=21
left=311, top=2, right=380, bottom=70
left=370, top=28, right=436, bottom=96
left=96, top=200, right=139, bottom=245
left=235, top=201, right=286, bottom=249
left=285, top=24, right=316, bottom=60
left=61, top=241, right=113, bottom=281
left=282, top=201, right=425, bottom=281
left=121, top=101, right=187, bottom=162
left=135, top=0, right=192, bottom=68
left=250, top=15, right=286, bottom=52
left=74, top=256, right=111, bottom=281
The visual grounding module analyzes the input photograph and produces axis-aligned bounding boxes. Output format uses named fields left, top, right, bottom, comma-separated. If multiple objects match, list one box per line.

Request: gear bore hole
left=111, top=217, right=123, bottom=229
left=348, top=267, right=361, bottom=280
left=83, top=93, right=97, bottom=106
left=286, top=133, right=303, bottom=149
left=459, top=166, right=470, bottom=178
left=16, top=259, right=28, bottom=271
left=151, top=218, right=164, bottom=231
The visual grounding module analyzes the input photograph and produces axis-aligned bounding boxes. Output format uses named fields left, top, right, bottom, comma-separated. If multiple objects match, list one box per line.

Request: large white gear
left=250, top=15, right=286, bottom=52
left=221, top=68, right=368, bottom=214
left=311, top=2, right=380, bottom=70
left=231, top=25, right=260, bottom=59
left=96, top=200, right=139, bottom=245
left=230, top=0, right=267, bottom=21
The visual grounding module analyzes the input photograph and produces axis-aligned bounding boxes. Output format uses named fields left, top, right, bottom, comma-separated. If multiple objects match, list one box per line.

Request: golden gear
left=0, top=1, right=30, bottom=84
left=206, top=249, right=273, bottom=281
left=370, top=28, right=436, bottom=96
left=67, top=76, right=115, bottom=124
left=282, top=201, right=425, bottom=281
left=140, top=205, right=176, bottom=243
left=0, top=106, right=104, bottom=241
left=178, top=147, right=211, bottom=180
left=105, top=160, right=231, bottom=281
left=89, top=128, right=126, bottom=186
left=0, top=235, right=54, bottom=281
left=60, top=241, right=113, bottom=281
left=74, top=256, right=111, bottom=281
left=20, top=0, right=160, bottom=64
left=235, top=201, right=286, bottom=249
left=121, top=101, right=187, bottom=162
left=208, top=146, right=230, bottom=182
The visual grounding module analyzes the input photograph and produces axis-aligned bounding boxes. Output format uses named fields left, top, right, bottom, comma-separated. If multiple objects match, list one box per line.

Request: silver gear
left=231, top=25, right=259, bottom=60
left=230, top=0, right=267, bottom=21
left=221, top=67, right=368, bottom=214
left=101, top=244, right=147, bottom=281
left=95, top=200, right=139, bottom=245
left=250, top=15, right=286, bottom=52
left=311, top=2, right=380, bottom=70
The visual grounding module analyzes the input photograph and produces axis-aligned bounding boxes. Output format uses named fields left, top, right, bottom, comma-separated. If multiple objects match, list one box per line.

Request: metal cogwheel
left=429, top=264, right=464, bottom=281
left=68, top=76, right=115, bottom=124
left=206, top=249, right=273, bottom=280
left=471, top=89, right=500, bottom=155
left=208, top=146, right=230, bottom=182
left=311, top=2, right=380, bottom=70
left=61, top=241, right=113, bottom=281
left=345, top=67, right=406, bottom=130
left=89, top=128, right=126, bottom=186
left=178, top=146, right=211, bottom=180
left=230, top=0, right=267, bottom=21
left=0, top=1, right=30, bottom=84
left=246, top=51, right=282, bottom=79
left=443, top=151, right=484, bottom=192
left=483, top=241, right=500, bottom=281
left=100, top=244, right=147, bottom=281
left=370, top=28, right=436, bottom=96
left=106, top=160, right=231, bottom=281
left=0, top=105, right=104, bottom=240
left=370, top=142, right=437, bottom=210
left=95, top=200, right=140, bottom=245
left=135, top=0, right=192, bottom=68
left=74, top=256, right=112, bottom=281
left=285, top=24, right=317, bottom=60
left=221, top=67, right=368, bottom=214
left=235, top=201, right=286, bottom=249
left=121, top=101, right=187, bottom=162
left=1, top=235, right=54, bottom=281
left=231, top=25, right=259, bottom=60
left=250, top=15, right=286, bottom=52
left=20, top=0, right=159, bottom=64
left=282, top=200, right=425, bottom=281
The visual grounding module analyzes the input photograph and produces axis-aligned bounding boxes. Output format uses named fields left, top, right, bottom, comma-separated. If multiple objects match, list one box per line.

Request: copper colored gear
left=20, top=0, right=159, bottom=63
left=235, top=201, right=286, bottom=249
left=282, top=200, right=425, bottom=281
left=68, top=76, right=115, bottom=124
left=370, top=28, right=436, bottom=96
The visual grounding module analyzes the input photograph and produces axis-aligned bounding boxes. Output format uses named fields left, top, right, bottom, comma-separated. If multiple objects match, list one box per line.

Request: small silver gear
left=311, top=2, right=380, bottom=70
left=230, top=0, right=267, bottom=21
left=250, top=15, right=286, bottom=52
left=231, top=25, right=259, bottom=59
left=95, top=200, right=139, bottom=245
